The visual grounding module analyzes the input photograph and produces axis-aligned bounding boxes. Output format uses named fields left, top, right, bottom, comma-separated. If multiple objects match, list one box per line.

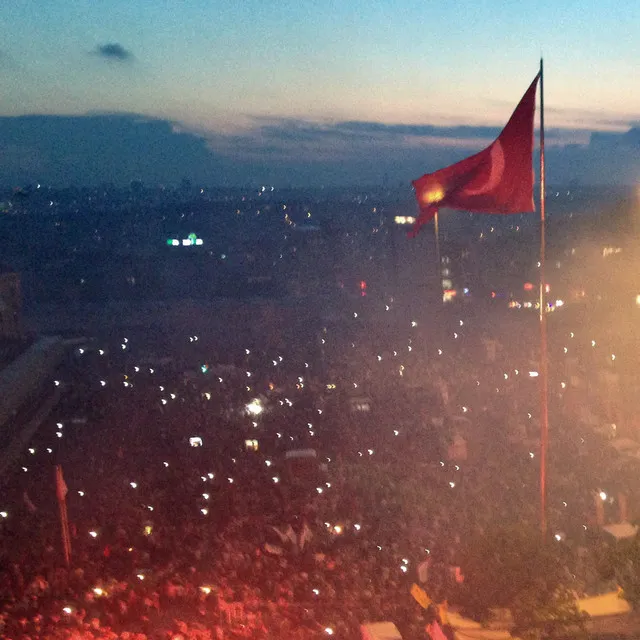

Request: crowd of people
left=0, top=295, right=637, bottom=639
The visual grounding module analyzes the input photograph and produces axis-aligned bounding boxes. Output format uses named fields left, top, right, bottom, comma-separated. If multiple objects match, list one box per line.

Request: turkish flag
left=410, top=73, right=540, bottom=237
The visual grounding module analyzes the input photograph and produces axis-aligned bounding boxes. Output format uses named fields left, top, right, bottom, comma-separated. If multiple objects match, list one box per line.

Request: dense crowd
left=0, top=299, right=637, bottom=639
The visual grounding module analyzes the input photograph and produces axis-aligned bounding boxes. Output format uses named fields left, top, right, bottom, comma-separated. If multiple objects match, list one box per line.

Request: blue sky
left=0, top=1, right=638, bottom=186
left=2, top=0, right=638, bottom=128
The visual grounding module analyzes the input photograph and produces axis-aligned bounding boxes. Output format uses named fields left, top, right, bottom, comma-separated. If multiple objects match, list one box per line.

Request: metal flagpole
left=56, top=465, right=71, bottom=567
left=538, top=58, right=549, bottom=537
left=433, top=211, right=442, bottom=303
left=60, top=499, right=71, bottom=567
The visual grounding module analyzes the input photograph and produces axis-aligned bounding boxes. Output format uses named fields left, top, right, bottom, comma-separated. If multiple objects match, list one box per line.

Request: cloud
left=331, top=120, right=595, bottom=146
left=334, top=121, right=502, bottom=139
left=546, top=127, right=640, bottom=186
left=93, top=43, right=133, bottom=62
left=0, top=114, right=226, bottom=186
left=543, top=105, right=640, bottom=132
left=197, top=116, right=640, bottom=187
left=590, top=128, right=640, bottom=148
left=0, top=113, right=638, bottom=189
left=203, top=117, right=592, bottom=166
left=222, top=117, right=501, bottom=151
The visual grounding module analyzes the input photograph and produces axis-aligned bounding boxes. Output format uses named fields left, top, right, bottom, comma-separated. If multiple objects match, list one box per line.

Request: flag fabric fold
left=410, top=73, right=540, bottom=237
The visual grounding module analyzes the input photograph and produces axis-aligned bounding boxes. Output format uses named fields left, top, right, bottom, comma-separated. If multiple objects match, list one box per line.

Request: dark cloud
left=333, top=121, right=596, bottom=145
left=591, top=128, right=640, bottom=148
left=0, top=114, right=226, bottom=187
left=247, top=117, right=500, bottom=142
left=236, top=117, right=593, bottom=151
left=203, top=117, right=640, bottom=187
left=544, top=105, right=639, bottom=130
left=545, top=127, right=640, bottom=186
left=93, top=43, right=133, bottom=62
left=334, top=121, right=501, bottom=139
left=0, top=113, right=638, bottom=188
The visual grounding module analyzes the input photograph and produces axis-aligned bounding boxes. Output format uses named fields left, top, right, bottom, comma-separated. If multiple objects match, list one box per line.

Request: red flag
left=55, top=465, right=68, bottom=501
left=410, top=74, right=540, bottom=237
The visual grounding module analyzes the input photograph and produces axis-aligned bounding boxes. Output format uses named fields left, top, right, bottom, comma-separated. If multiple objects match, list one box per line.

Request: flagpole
left=538, top=57, right=549, bottom=537
left=61, top=499, right=71, bottom=567
left=433, top=211, right=442, bottom=303
left=56, top=465, right=71, bottom=567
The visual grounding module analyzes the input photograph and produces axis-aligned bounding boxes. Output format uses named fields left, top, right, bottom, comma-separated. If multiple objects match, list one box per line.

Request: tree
left=457, top=524, right=586, bottom=639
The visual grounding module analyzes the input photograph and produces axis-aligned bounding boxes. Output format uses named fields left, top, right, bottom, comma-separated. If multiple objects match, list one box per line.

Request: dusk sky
left=1, top=1, right=639, bottom=186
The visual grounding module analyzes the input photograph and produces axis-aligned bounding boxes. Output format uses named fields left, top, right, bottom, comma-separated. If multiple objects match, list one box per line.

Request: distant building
left=0, top=265, right=21, bottom=339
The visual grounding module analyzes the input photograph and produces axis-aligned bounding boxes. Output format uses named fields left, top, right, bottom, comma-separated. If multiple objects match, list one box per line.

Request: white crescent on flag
left=464, top=139, right=505, bottom=196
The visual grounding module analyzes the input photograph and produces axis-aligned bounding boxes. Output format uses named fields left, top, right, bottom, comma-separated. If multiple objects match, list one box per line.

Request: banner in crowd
left=360, top=621, right=403, bottom=640
left=411, top=583, right=432, bottom=609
